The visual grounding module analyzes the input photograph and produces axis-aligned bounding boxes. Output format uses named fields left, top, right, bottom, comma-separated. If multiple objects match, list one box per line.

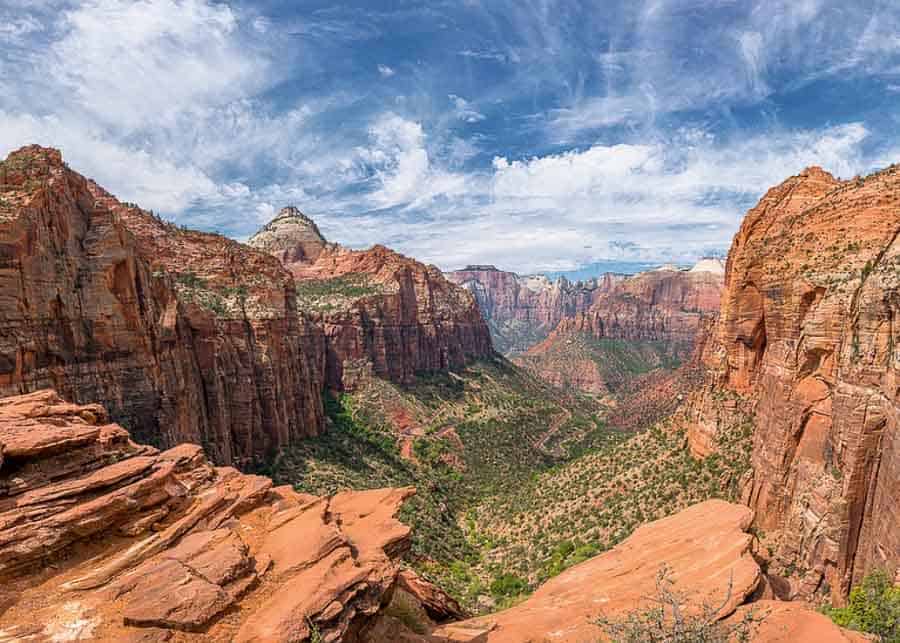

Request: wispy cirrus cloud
left=1, top=0, right=898, bottom=274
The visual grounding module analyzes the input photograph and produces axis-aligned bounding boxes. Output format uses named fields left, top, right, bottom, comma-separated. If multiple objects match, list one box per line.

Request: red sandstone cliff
left=688, top=165, right=900, bottom=602
left=444, top=265, right=623, bottom=354
left=549, top=264, right=724, bottom=346
left=514, top=264, right=724, bottom=397
left=0, top=146, right=325, bottom=465
left=248, top=208, right=493, bottom=388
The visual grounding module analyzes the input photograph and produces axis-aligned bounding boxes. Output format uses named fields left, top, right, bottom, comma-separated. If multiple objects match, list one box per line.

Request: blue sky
left=2, top=0, right=899, bottom=273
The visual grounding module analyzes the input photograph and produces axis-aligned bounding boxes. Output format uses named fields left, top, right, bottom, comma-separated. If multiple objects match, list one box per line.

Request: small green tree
left=824, top=569, right=900, bottom=642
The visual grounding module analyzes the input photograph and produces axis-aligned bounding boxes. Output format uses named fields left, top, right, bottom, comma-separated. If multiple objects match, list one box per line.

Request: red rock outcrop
left=249, top=208, right=493, bottom=389
left=428, top=500, right=863, bottom=643
left=445, top=265, right=623, bottom=354
left=514, top=264, right=723, bottom=397
left=0, top=390, right=415, bottom=642
left=0, top=146, right=325, bottom=465
left=550, top=264, right=724, bottom=346
left=689, top=164, right=900, bottom=602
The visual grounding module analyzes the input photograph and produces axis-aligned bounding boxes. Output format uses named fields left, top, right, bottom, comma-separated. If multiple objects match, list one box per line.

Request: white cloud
left=0, top=110, right=226, bottom=213
left=367, top=122, right=888, bottom=273
left=48, top=0, right=263, bottom=131
left=355, top=113, right=469, bottom=209
left=377, top=64, right=395, bottom=77
left=449, top=94, right=486, bottom=123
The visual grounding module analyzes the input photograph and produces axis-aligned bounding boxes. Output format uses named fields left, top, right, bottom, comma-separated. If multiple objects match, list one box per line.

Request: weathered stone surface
left=0, top=145, right=325, bottom=466
left=445, top=265, right=623, bottom=354
left=0, top=391, right=415, bottom=642
left=249, top=208, right=494, bottom=389
left=548, top=263, right=724, bottom=346
left=514, top=263, right=723, bottom=398
left=431, top=500, right=759, bottom=642
left=690, top=164, right=900, bottom=601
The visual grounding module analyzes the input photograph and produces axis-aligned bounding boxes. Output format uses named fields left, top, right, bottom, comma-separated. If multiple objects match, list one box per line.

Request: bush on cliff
left=824, top=569, right=900, bottom=642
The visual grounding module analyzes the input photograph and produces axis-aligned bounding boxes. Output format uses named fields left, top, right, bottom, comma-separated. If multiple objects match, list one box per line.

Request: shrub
left=824, top=569, right=900, bottom=642
left=490, top=573, right=527, bottom=599
left=594, top=566, right=760, bottom=643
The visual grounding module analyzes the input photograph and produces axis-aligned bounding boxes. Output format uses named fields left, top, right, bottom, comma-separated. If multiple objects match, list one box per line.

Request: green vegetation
left=824, top=570, right=900, bottom=641
left=295, top=273, right=385, bottom=312
left=172, top=271, right=248, bottom=317
left=261, top=358, right=754, bottom=615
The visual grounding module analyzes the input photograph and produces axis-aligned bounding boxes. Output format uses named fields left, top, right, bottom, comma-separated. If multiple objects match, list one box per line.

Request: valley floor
left=258, top=355, right=752, bottom=616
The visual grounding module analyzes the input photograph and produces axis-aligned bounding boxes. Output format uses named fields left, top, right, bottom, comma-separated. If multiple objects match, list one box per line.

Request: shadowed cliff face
left=444, top=266, right=623, bottom=354
left=0, top=146, right=326, bottom=466
left=690, top=164, right=900, bottom=602
left=249, top=208, right=494, bottom=389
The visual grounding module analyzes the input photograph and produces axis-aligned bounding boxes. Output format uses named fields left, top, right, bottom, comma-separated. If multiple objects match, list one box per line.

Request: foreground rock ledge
left=428, top=500, right=867, bottom=643
left=0, top=389, right=418, bottom=642
left=0, top=390, right=868, bottom=642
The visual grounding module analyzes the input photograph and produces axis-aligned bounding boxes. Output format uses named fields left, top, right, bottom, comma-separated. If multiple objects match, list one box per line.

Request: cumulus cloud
left=377, top=64, right=395, bottom=77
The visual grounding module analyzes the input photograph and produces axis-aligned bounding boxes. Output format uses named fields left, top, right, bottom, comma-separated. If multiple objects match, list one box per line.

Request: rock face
left=429, top=500, right=863, bottom=643
left=0, top=390, right=415, bottom=642
left=249, top=209, right=493, bottom=388
left=514, top=264, right=723, bottom=396
left=0, top=146, right=325, bottom=465
left=0, top=146, right=491, bottom=463
left=444, top=265, right=623, bottom=354
left=689, top=165, right=900, bottom=602
left=550, top=263, right=724, bottom=346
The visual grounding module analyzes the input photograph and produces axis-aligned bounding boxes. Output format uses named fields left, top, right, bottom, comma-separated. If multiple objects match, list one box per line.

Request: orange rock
left=432, top=500, right=760, bottom=642
left=445, top=266, right=622, bottom=354
left=0, top=391, right=416, bottom=641
left=249, top=208, right=494, bottom=389
left=693, top=164, right=900, bottom=601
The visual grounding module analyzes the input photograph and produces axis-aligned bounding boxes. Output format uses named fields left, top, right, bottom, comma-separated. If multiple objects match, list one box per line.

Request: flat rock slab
left=433, top=500, right=759, bottom=643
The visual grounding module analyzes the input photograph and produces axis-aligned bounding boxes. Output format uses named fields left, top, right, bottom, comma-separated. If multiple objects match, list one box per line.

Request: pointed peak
left=248, top=205, right=328, bottom=264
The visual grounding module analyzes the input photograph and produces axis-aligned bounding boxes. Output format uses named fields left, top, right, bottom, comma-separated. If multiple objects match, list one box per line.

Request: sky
left=2, top=0, right=900, bottom=274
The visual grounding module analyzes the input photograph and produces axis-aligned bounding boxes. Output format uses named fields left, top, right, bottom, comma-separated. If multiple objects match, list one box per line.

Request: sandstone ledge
left=0, top=390, right=416, bottom=642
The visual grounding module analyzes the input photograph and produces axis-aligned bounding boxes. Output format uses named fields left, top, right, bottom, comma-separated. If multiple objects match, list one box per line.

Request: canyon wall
left=689, top=165, right=900, bottom=601
left=445, top=265, right=622, bottom=354
left=550, top=264, right=724, bottom=347
left=249, top=208, right=493, bottom=389
left=0, top=146, right=325, bottom=465
left=0, top=146, right=492, bottom=465
left=513, top=264, right=724, bottom=397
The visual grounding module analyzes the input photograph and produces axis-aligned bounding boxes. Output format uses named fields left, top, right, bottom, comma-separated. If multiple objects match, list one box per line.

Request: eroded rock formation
left=689, top=165, right=900, bottom=602
left=427, top=500, right=863, bottom=643
left=444, top=265, right=623, bottom=354
left=514, top=263, right=723, bottom=397
left=0, top=390, right=416, bottom=642
left=249, top=208, right=493, bottom=388
left=0, top=146, right=325, bottom=465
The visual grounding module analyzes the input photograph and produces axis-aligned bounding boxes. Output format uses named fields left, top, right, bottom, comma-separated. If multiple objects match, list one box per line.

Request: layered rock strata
left=688, top=165, right=900, bottom=602
left=549, top=263, right=724, bottom=346
left=0, top=146, right=325, bottom=465
left=514, top=264, right=723, bottom=396
left=445, top=265, right=623, bottom=354
left=249, top=208, right=493, bottom=389
left=0, top=390, right=416, bottom=642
